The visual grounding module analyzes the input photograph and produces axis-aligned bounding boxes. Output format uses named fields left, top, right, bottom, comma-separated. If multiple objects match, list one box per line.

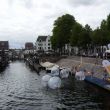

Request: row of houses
left=0, top=35, right=51, bottom=51
left=24, top=35, right=52, bottom=54
left=0, top=35, right=52, bottom=57
left=0, top=35, right=108, bottom=57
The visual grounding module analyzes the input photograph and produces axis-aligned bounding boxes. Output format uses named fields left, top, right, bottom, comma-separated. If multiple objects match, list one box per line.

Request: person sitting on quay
left=75, top=64, right=86, bottom=80
left=103, top=68, right=110, bottom=81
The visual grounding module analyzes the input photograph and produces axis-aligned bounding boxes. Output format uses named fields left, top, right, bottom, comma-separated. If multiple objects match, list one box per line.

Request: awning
left=40, top=62, right=55, bottom=68
left=105, top=50, right=110, bottom=53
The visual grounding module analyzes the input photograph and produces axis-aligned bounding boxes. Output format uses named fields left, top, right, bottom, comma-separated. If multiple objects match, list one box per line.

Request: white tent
left=40, top=62, right=55, bottom=68
left=105, top=50, right=110, bottom=53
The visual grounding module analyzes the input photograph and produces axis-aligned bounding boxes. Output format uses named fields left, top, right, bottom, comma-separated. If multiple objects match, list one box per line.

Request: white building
left=35, top=35, right=52, bottom=52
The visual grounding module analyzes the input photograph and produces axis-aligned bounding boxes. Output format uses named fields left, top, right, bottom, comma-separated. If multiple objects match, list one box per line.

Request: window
left=38, top=43, right=42, bottom=46
left=48, top=47, right=50, bottom=49
left=39, top=47, right=41, bottom=50
left=39, top=40, right=42, bottom=42
left=48, top=43, right=50, bottom=46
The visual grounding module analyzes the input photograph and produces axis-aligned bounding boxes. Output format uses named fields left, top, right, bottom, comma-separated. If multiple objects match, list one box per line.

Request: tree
left=52, top=14, right=75, bottom=54
left=106, top=14, right=110, bottom=45
left=51, top=13, right=110, bottom=56
left=100, top=19, right=110, bottom=46
left=51, top=35, right=57, bottom=51
left=70, top=22, right=83, bottom=47
left=69, top=22, right=84, bottom=54
left=70, top=23, right=92, bottom=54
left=107, top=14, right=110, bottom=30
left=100, top=20, right=107, bottom=30
left=80, top=24, right=92, bottom=50
left=92, top=27, right=110, bottom=54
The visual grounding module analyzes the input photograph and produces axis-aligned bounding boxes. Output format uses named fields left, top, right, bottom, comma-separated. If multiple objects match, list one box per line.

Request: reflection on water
left=0, top=61, right=110, bottom=110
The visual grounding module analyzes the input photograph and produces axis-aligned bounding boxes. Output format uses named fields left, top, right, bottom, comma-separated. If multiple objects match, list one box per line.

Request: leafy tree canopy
left=52, top=14, right=75, bottom=49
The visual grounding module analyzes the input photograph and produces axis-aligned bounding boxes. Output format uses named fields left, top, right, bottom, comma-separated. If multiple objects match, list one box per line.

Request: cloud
left=67, top=0, right=96, bottom=6
left=0, top=0, right=110, bottom=48
left=65, top=0, right=110, bottom=28
left=8, top=0, right=33, bottom=8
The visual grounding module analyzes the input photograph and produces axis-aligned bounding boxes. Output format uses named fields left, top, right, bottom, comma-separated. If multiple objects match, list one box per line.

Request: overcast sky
left=0, top=0, right=110, bottom=48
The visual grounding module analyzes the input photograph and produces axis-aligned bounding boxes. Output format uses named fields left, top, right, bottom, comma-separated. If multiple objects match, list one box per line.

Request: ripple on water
left=0, top=61, right=109, bottom=110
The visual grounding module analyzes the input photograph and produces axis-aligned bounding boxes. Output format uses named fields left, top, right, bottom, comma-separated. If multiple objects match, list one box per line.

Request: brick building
left=0, top=41, right=9, bottom=50
left=25, top=42, right=34, bottom=50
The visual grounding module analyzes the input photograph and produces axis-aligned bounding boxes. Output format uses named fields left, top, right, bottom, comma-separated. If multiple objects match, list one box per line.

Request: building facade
left=35, top=35, right=52, bottom=52
left=0, top=41, right=9, bottom=50
left=24, top=42, right=34, bottom=54
left=25, top=42, right=34, bottom=50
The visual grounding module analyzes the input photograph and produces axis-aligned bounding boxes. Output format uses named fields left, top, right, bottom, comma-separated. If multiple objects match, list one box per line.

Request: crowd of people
left=71, top=64, right=110, bottom=81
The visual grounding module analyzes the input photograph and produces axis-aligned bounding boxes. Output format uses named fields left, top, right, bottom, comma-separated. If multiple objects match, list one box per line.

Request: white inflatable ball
left=48, top=77, right=61, bottom=89
left=75, top=71, right=85, bottom=80
left=41, top=75, right=52, bottom=87
left=60, top=68, right=69, bottom=78
left=51, top=65, right=59, bottom=76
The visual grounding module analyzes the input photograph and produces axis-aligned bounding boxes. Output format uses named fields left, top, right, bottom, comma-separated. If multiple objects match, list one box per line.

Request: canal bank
left=56, top=56, right=110, bottom=92
left=0, top=61, right=110, bottom=110
left=56, top=56, right=105, bottom=80
left=25, top=55, right=110, bottom=91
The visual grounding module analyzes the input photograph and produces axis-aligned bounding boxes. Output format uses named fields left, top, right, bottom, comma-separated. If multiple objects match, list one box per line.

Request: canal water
left=0, top=61, right=110, bottom=110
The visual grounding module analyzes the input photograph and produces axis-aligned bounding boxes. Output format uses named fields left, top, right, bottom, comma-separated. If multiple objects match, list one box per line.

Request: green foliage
left=100, top=20, right=107, bottom=30
left=51, top=35, right=57, bottom=50
left=107, top=14, right=110, bottom=30
left=80, top=24, right=92, bottom=49
left=51, top=13, right=110, bottom=54
left=70, top=23, right=92, bottom=49
left=70, top=22, right=83, bottom=47
left=92, top=15, right=110, bottom=46
left=92, top=27, right=109, bottom=46
left=52, top=14, right=75, bottom=50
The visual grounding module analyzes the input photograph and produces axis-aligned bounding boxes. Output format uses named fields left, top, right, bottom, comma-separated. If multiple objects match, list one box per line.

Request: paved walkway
left=56, top=56, right=104, bottom=79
